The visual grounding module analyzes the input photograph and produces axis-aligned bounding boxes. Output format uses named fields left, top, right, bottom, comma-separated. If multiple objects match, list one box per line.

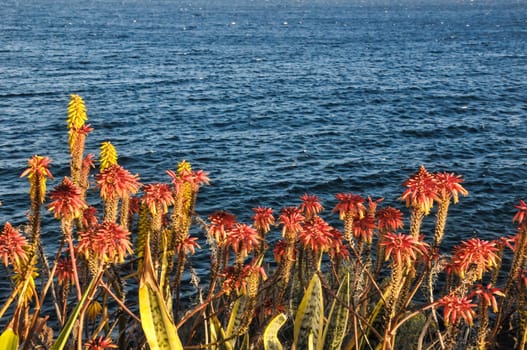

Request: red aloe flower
left=81, top=153, right=95, bottom=182
left=279, top=207, right=304, bottom=235
left=81, top=206, right=99, bottom=228
left=469, top=284, right=505, bottom=312
left=377, top=207, right=404, bottom=232
left=298, top=216, right=333, bottom=252
left=450, top=238, right=499, bottom=279
left=95, top=164, right=141, bottom=200
left=381, top=232, right=428, bottom=267
left=367, top=196, right=384, bottom=216
left=401, top=165, right=439, bottom=214
left=227, top=224, right=261, bottom=258
left=300, top=194, right=324, bottom=218
left=333, top=193, right=365, bottom=220
left=0, top=222, right=28, bottom=267
left=352, top=215, right=377, bottom=243
left=434, top=172, right=468, bottom=203
left=221, top=262, right=266, bottom=296
left=48, top=177, right=87, bottom=221
left=55, top=256, right=75, bottom=285
left=78, top=221, right=132, bottom=263
left=167, top=168, right=210, bottom=192
left=20, top=155, right=54, bottom=203
left=327, top=228, right=350, bottom=260
left=252, top=206, right=275, bottom=233
left=20, top=155, right=53, bottom=180
left=221, top=265, right=248, bottom=296
left=513, top=200, right=527, bottom=224
left=438, top=293, right=477, bottom=326
left=85, top=336, right=117, bottom=350
left=209, top=211, right=237, bottom=243
left=141, top=183, right=174, bottom=216
left=181, top=235, right=200, bottom=255
left=273, top=239, right=288, bottom=264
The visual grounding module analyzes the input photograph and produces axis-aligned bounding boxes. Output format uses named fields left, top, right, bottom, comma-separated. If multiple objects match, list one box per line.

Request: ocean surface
left=1, top=0, right=526, bottom=303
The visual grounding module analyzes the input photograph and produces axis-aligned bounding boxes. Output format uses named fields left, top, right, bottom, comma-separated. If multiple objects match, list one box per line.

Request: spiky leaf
left=294, top=273, right=324, bottom=349
left=209, top=315, right=232, bottom=350
left=139, top=237, right=183, bottom=350
left=320, top=273, right=350, bottom=350
left=226, top=295, right=248, bottom=348
left=52, top=272, right=100, bottom=350
left=0, top=328, right=18, bottom=350
left=263, top=313, right=287, bottom=350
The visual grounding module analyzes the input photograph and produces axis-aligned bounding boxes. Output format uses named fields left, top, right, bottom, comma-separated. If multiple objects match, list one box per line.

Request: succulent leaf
left=294, top=273, right=324, bottom=349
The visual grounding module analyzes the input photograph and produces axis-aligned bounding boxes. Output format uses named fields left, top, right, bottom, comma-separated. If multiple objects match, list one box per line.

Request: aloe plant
left=139, top=237, right=183, bottom=350
left=263, top=313, right=287, bottom=350
left=320, top=273, right=350, bottom=350
left=294, top=273, right=324, bottom=349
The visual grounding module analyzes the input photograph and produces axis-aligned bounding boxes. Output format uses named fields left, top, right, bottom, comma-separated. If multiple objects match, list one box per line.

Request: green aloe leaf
left=225, top=295, right=247, bottom=348
left=209, top=315, right=232, bottom=350
left=263, top=313, right=287, bottom=350
left=320, top=273, right=350, bottom=350
left=139, top=238, right=183, bottom=350
left=294, top=273, right=324, bottom=349
left=0, top=328, right=18, bottom=350
left=52, top=271, right=100, bottom=350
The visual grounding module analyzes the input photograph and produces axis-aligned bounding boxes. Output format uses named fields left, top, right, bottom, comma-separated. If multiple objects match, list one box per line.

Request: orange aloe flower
left=84, top=336, right=117, bottom=350
left=78, top=221, right=132, bottom=263
left=221, top=262, right=266, bottom=296
left=227, top=224, right=261, bottom=258
left=352, top=215, right=377, bottom=243
left=55, top=256, right=75, bottom=286
left=252, top=206, right=275, bottom=234
left=273, top=239, right=290, bottom=264
left=167, top=167, right=210, bottom=192
left=450, top=238, right=499, bottom=279
left=48, top=177, right=87, bottom=221
left=95, top=164, right=141, bottom=200
left=381, top=232, right=428, bottom=267
left=20, top=155, right=54, bottom=203
left=300, top=193, right=324, bottom=218
left=181, top=235, right=200, bottom=255
left=434, top=171, right=468, bottom=203
left=141, top=183, right=174, bottom=216
left=400, top=165, right=439, bottom=215
left=209, top=211, right=236, bottom=243
left=81, top=206, right=99, bottom=228
left=327, top=228, right=350, bottom=260
left=377, top=207, right=404, bottom=232
left=333, top=193, right=365, bottom=220
left=279, top=207, right=304, bottom=235
left=367, top=196, right=383, bottom=216
left=513, top=200, right=527, bottom=225
left=438, top=293, right=477, bottom=326
left=0, top=222, right=28, bottom=267
left=469, top=284, right=505, bottom=312
left=298, top=216, right=333, bottom=253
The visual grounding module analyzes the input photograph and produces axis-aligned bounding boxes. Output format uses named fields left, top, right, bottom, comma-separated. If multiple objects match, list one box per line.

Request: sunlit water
left=1, top=0, right=526, bottom=312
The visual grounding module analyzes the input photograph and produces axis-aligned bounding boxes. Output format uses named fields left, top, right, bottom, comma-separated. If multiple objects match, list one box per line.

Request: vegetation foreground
left=0, top=95, right=526, bottom=350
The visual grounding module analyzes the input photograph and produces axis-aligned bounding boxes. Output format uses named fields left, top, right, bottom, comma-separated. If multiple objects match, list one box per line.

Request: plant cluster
left=0, top=95, right=526, bottom=350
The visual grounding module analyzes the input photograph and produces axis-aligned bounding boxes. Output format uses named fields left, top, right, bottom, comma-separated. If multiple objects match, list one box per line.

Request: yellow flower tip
left=177, top=160, right=192, bottom=173
left=99, top=141, right=118, bottom=171
left=87, top=300, right=103, bottom=322
left=67, top=94, right=88, bottom=129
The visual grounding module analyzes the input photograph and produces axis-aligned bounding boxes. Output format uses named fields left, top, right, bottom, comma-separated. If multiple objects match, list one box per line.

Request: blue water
left=1, top=0, right=526, bottom=302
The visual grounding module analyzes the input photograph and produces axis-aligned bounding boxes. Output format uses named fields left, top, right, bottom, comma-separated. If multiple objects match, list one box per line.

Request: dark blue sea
left=1, top=0, right=526, bottom=304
